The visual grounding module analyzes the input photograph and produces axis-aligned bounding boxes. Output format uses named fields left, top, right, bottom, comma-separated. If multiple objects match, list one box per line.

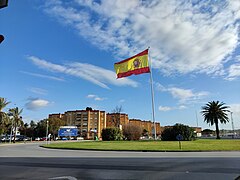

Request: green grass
left=42, top=139, right=240, bottom=151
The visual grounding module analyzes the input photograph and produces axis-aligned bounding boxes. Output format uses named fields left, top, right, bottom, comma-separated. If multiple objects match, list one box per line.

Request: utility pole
left=195, top=110, right=199, bottom=127
left=8, top=112, right=13, bottom=143
left=46, top=120, right=49, bottom=144
left=230, top=112, right=235, bottom=139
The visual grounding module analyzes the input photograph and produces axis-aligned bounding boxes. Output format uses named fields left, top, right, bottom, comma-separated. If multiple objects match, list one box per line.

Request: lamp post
left=46, top=120, right=49, bottom=145
left=230, top=112, right=235, bottom=139
left=8, top=112, right=13, bottom=143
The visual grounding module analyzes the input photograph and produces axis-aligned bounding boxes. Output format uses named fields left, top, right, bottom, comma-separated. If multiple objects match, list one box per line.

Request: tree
left=19, top=123, right=36, bottom=139
left=9, top=107, right=23, bottom=143
left=142, top=129, right=149, bottom=136
left=122, top=124, right=142, bottom=140
left=22, top=123, right=29, bottom=136
left=161, top=124, right=195, bottom=141
left=30, top=120, right=37, bottom=129
left=48, top=117, right=65, bottom=140
left=201, top=101, right=229, bottom=139
left=28, top=120, right=37, bottom=138
left=0, top=97, right=10, bottom=134
left=111, top=105, right=123, bottom=127
left=101, top=127, right=122, bottom=141
left=35, top=119, right=47, bottom=138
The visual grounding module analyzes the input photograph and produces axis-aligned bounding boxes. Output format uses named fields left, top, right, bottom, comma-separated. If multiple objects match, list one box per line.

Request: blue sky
left=1, top=0, right=240, bottom=130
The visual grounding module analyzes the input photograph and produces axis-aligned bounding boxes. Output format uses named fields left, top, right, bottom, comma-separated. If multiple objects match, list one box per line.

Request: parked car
left=23, top=137, right=31, bottom=141
left=42, top=137, right=51, bottom=141
left=35, top=137, right=41, bottom=141
left=77, top=137, right=84, bottom=140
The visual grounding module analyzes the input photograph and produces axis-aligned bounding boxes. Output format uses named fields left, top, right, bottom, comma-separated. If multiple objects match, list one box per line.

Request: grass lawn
left=42, top=139, right=240, bottom=151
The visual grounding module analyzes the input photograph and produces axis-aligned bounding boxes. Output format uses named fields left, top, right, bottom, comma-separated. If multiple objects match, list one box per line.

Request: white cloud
left=156, top=82, right=209, bottom=104
left=25, top=98, right=50, bottom=110
left=87, top=94, right=96, bottom=99
left=168, top=87, right=208, bottom=103
left=226, top=63, right=240, bottom=81
left=29, top=87, right=48, bottom=95
left=159, top=105, right=187, bottom=112
left=229, top=104, right=240, bottom=114
left=155, top=82, right=167, bottom=92
left=235, top=55, right=240, bottom=62
left=159, top=106, right=172, bottom=112
left=87, top=94, right=105, bottom=101
left=44, top=0, right=240, bottom=77
left=20, top=71, right=64, bottom=81
left=178, top=105, right=187, bottom=110
left=118, top=99, right=125, bottom=103
left=229, top=104, right=240, bottom=128
left=27, top=56, right=138, bottom=89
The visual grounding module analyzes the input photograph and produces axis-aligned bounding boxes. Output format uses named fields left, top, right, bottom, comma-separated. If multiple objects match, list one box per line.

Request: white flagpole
left=148, top=47, right=157, bottom=140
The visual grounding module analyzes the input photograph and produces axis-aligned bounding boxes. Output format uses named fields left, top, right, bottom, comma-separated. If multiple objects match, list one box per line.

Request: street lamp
left=46, top=120, right=49, bottom=145
left=8, top=112, right=13, bottom=143
left=230, top=112, right=235, bottom=139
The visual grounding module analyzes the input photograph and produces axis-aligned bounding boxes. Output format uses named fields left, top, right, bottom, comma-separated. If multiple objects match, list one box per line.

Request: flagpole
left=148, top=47, right=157, bottom=140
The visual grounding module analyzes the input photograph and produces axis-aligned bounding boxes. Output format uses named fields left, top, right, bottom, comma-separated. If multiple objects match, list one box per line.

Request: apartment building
left=106, top=113, right=129, bottom=128
left=129, top=119, right=161, bottom=136
left=48, top=113, right=64, bottom=120
left=49, top=109, right=161, bottom=139
left=49, top=107, right=106, bottom=139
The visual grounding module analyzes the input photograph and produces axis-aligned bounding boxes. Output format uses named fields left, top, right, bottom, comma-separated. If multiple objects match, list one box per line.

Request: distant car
left=23, top=137, right=31, bottom=141
left=77, top=137, right=84, bottom=140
left=62, top=137, right=68, bottom=140
left=41, top=137, right=47, bottom=141
left=35, top=137, right=41, bottom=141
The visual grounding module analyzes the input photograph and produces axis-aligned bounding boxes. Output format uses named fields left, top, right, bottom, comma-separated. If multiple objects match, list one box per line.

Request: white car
left=35, top=137, right=40, bottom=141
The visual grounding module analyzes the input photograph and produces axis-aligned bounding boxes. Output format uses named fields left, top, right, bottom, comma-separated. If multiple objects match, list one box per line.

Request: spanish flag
left=114, top=49, right=150, bottom=78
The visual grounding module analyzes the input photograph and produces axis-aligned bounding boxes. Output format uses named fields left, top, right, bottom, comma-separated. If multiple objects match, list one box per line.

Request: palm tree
left=9, top=107, right=23, bottom=143
left=201, top=101, right=229, bottom=139
left=0, top=97, right=10, bottom=134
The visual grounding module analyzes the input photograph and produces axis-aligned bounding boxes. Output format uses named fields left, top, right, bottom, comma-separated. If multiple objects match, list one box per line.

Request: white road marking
left=49, top=176, right=78, bottom=180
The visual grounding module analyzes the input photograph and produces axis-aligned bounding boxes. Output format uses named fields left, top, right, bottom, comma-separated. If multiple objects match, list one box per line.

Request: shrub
left=123, top=124, right=142, bottom=140
left=161, top=123, right=195, bottom=141
left=101, top=127, right=122, bottom=141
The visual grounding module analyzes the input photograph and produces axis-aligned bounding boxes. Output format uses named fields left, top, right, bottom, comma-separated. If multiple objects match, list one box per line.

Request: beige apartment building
left=129, top=119, right=161, bottom=136
left=49, top=110, right=161, bottom=139
left=106, top=113, right=129, bottom=127
left=105, top=113, right=161, bottom=137
left=49, top=107, right=106, bottom=139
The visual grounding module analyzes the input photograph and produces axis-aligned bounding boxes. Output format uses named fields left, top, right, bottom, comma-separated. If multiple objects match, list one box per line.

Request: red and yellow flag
left=114, top=49, right=150, bottom=78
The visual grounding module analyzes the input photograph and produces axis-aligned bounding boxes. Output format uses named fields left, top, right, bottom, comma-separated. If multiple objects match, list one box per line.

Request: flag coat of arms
left=114, top=49, right=150, bottom=78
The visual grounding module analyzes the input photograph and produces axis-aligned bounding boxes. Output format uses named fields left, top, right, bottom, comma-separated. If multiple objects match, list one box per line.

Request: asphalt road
left=0, top=142, right=240, bottom=180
